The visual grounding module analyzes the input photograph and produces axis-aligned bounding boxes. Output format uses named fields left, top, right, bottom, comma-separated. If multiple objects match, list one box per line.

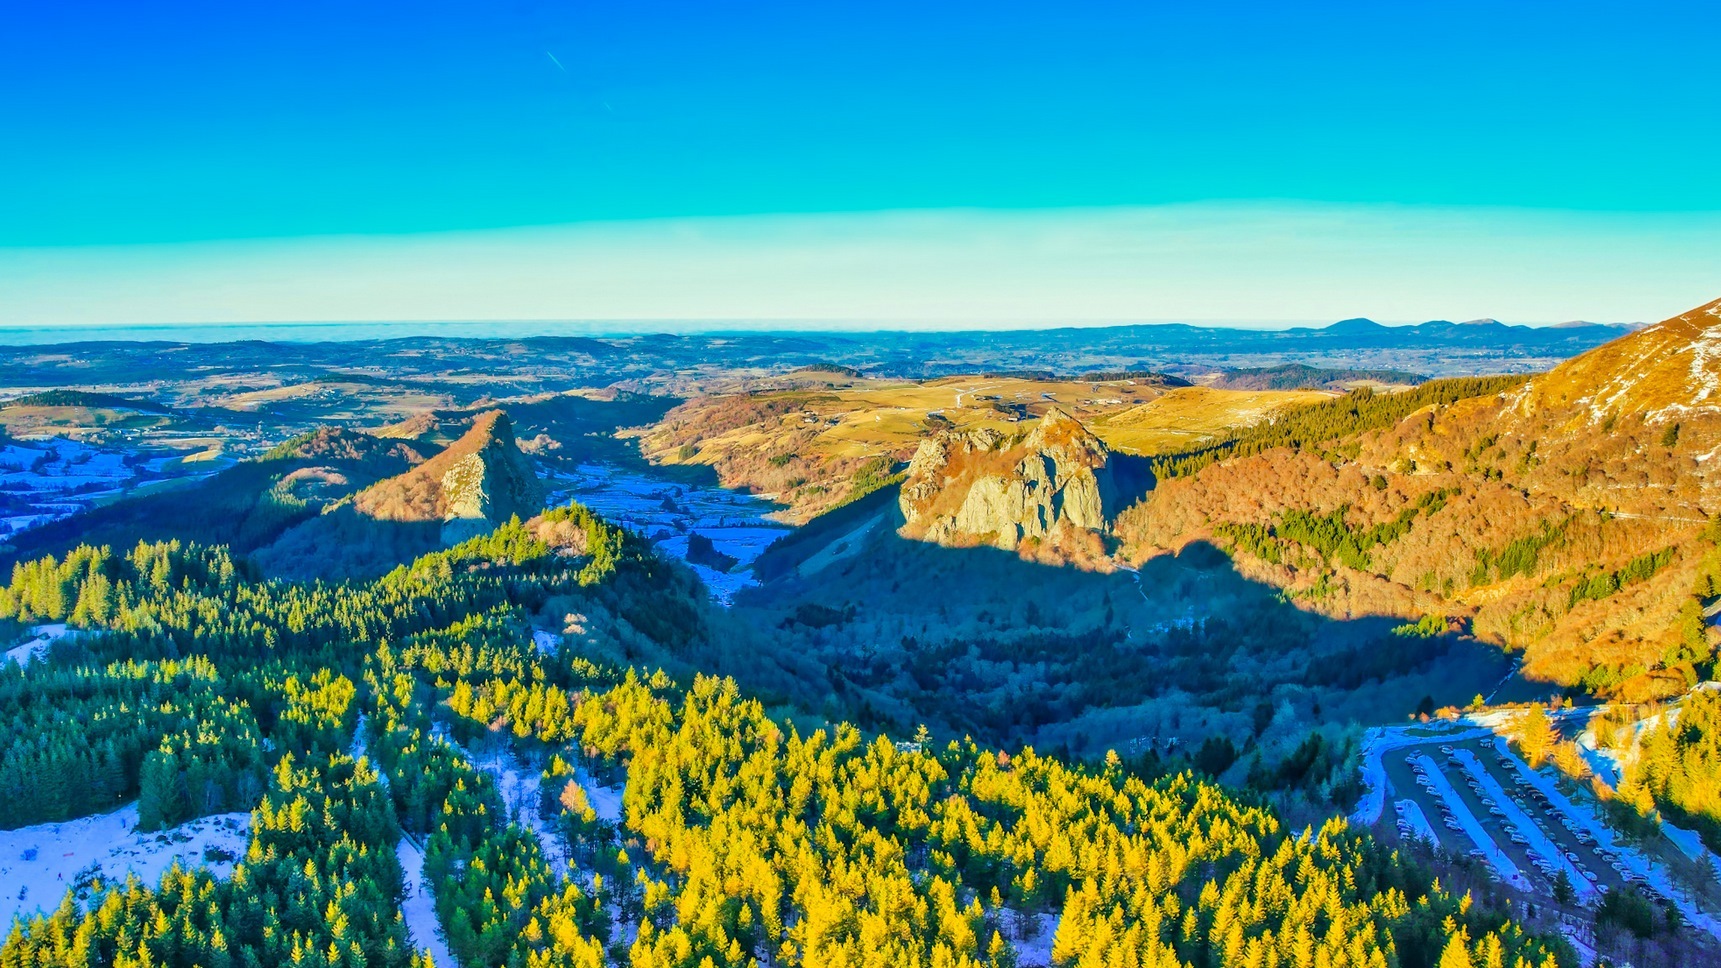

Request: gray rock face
left=436, top=413, right=547, bottom=546
left=900, top=408, right=1118, bottom=550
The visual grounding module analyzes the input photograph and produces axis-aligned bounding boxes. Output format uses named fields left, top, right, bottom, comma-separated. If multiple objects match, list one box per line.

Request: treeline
left=1212, top=363, right=1425, bottom=391
left=0, top=389, right=170, bottom=413
left=1625, top=688, right=1721, bottom=853
left=0, top=654, right=361, bottom=831
left=1567, top=547, right=1676, bottom=609
left=1150, top=377, right=1524, bottom=480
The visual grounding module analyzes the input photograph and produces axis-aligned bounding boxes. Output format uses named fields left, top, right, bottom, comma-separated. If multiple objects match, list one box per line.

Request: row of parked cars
left=1404, top=753, right=1508, bottom=884
left=1410, top=744, right=1698, bottom=930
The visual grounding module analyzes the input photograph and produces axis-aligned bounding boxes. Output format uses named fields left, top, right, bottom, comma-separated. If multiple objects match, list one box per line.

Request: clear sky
left=3, top=1, right=1718, bottom=329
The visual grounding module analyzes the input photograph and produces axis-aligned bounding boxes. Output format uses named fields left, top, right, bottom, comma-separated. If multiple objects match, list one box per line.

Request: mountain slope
left=1515, top=297, right=1721, bottom=426
left=256, top=410, right=545, bottom=578
left=350, top=410, right=545, bottom=545
left=1119, top=298, right=1721, bottom=702
left=0, top=427, right=428, bottom=564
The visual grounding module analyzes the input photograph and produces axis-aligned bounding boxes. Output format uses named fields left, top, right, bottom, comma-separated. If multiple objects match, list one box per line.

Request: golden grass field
left=652, top=377, right=1335, bottom=469
left=1087, top=386, right=1334, bottom=454
left=0, top=404, right=175, bottom=437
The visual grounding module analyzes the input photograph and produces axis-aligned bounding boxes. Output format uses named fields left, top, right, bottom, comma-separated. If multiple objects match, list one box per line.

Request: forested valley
left=0, top=500, right=1571, bottom=968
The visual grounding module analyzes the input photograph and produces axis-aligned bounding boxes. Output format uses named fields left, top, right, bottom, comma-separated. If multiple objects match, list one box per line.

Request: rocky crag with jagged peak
left=899, top=407, right=1132, bottom=554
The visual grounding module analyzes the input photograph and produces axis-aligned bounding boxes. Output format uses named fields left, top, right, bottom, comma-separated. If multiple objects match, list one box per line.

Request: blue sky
left=3, top=1, right=1718, bottom=328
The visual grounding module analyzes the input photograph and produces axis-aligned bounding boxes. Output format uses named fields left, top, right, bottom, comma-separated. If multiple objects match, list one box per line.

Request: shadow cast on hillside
left=731, top=489, right=1516, bottom=757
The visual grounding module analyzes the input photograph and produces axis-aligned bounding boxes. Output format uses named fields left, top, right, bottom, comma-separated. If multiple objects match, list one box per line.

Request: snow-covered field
left=0, top=804, right=250, bottom=928
left=545, top=463, right=791, bottom=604
left=0, top=439, right=164, bottom=543
left=573, top=767, right=624, bottom=824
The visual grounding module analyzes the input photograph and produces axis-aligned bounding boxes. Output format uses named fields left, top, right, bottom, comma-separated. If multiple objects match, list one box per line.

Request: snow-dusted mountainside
left=1516, top=297, right=1721, bottom=427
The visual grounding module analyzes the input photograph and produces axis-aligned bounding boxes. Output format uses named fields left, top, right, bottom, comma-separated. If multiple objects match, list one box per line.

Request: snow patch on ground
left=457, top=740, right=575, bottom=877
left=1350, top=722, right=1492, bottom=826
left=3, top=623, right=70, bottom=668
left=1688, top=326, right=1721, bottom=404
left=573, top=767, right=624, bottom=824
left=1000, top=910, right=1059, bottom=967
left=354, top=717, right=455, bottom=967
left=0, top=804, right=250, bottom=928
left=0, top=440, right=139, bottom=542
left=1393, top=798, right=1437, bottom=844
left=543, top=463, right=790, bottom=604
left=395, top=837, right=456, bottom=968
left=531, top=628, right=560, bottom=655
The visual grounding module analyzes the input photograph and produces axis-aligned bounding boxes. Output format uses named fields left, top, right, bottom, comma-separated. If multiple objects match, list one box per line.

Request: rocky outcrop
left=352, top=409, right=546, bottom=546
left=899, top=408, right=1123, bottom=550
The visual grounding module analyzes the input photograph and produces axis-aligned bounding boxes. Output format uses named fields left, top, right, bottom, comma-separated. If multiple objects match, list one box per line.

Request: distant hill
left=1, top=426, right=425, bottom=565
left=1213, top=363, right=1425, bottom=391
left=0, top=390, right=171, bottom=413
left=0, top=314, right=1634, bottom=399
left=1323, top=318, right=1389, bottom=338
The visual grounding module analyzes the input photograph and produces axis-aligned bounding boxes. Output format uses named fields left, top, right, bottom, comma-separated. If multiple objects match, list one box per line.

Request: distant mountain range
left=0, top=316, right=1638, bottom=393
left=1294, top=316, right=1638, bottom=347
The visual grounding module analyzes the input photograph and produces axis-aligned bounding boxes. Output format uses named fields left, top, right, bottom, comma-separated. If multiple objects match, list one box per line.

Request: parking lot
left=1388, top=737, right=1614, bottom=889
left=1378, top=731, right=1717, bottom=939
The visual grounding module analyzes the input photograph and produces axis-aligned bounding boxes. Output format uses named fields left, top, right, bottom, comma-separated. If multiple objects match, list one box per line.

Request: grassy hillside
left=1120, top=299, right=1721, bottom=702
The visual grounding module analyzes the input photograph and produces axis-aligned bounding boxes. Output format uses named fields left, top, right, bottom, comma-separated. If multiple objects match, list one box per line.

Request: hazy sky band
left=7, top=204, right=1719, bottom=329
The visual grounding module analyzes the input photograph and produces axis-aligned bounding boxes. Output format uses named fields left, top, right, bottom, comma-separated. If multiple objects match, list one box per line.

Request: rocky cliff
left=899, top=408, right=1124, bottom=551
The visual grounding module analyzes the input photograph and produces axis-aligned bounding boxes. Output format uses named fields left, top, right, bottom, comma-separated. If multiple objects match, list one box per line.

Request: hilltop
left=899, top=408, right=1142, bottom=564
left=350, top=410, right=545, bottom=544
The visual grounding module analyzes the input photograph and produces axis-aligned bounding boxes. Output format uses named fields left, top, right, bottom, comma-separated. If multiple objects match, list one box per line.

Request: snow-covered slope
left=0, top=805, right=250, bottom=928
